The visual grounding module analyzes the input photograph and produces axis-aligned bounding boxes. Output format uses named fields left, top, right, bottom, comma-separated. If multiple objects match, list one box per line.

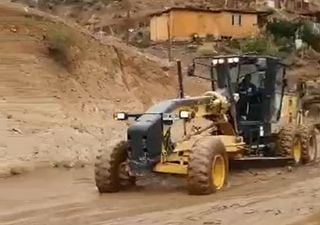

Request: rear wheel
left=277, top=125, right=305, bottom=165
left=94, top=141, right=135, bottom=193
left=187, top=137, right=229, bottom=195
left=277, top=124, right=297, bottom=157
left=299, top=123, right=318, bottom=164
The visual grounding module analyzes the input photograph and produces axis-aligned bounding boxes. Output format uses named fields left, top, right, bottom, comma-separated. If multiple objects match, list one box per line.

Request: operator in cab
left=238, top=73, right=258, bottom=120
left=239, top=73, right=257, bottom=96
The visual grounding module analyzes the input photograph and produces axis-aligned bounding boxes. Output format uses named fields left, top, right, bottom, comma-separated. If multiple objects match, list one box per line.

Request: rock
left=62, top=162, right=74, bottom=169
left=53, top=95, right=61, bottom=99
left=9, top=162, right=34, bottom=175
left=274, top=209, right=282, bottom=215
left=287, top=166, right=293, bottom=172
left=244, top=209, right=256, bottom=214
left=10, top=26, right=17, bottom=33
left=11, top=128, right=22, bottom=134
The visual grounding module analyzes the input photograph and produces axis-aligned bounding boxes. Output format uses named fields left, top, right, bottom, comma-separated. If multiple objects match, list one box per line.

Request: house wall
left=150, top=13, right=169, bottom=41
left=150, top=10, right=260, bottom=41
left=218, top=11, right=258, bottom=38
left=170, top=10, right=221, bottom=40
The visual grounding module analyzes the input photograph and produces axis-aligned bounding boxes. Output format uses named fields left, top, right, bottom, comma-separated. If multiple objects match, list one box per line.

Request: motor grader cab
left=188, top=55, right=293, bottom=155
left=95, top=54, right=318, bottom=195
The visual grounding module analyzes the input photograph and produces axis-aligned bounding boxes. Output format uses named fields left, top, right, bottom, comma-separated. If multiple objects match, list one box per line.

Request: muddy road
left=1, top=165, right=320, bottom=225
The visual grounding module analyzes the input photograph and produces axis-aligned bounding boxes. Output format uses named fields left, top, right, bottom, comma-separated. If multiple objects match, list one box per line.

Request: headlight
left=218, top=58, right=225, bottom=64
left=179, top=110, right=191, bottom=119
left=233, top=57, right=239, bottom=63
left=227, top=58, right=234, bottom=63
left=114, top=112, right=127, bottom=120
left=212, top=59, right=218, bottom=65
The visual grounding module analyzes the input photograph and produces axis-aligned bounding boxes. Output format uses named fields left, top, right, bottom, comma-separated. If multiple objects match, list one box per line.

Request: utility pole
left=124, top=0, right=131, bottom=45
left=167, top=10, right=172, bottom=62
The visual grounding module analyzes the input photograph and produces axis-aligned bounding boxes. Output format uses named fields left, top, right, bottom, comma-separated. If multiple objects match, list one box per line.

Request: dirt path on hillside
left=1, top=165, right=320, bottom=225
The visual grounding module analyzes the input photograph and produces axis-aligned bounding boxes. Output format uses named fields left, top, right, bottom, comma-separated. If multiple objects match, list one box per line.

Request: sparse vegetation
left=196, top=42, right=217, bottom=56
left=267, top=19, right=320, bottom=53
left=266, top=19, right=298, bottom=41
left=46, top=27, right=76, bottom=68
left=130, top=30, right=151, bottom=48
left=300, top=22, right=320, bottom=52
left=241, top=37, right=279, bottom=56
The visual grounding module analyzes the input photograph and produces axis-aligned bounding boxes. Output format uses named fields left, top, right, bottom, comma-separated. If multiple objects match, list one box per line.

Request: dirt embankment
left=0, top=3, right=207, bottom=177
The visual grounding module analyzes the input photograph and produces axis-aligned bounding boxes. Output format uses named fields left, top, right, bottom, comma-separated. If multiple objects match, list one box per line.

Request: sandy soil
left=1, top=164, right=320, bottom=225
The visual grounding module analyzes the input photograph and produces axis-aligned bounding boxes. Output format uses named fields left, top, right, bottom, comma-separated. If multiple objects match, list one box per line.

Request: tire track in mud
left=101, top=176, right=320, bottom=225
left=0, top=165, right=319, bottom=225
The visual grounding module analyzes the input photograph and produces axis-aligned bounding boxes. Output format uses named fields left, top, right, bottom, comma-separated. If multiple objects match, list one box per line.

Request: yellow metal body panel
left=153, top=163, right=187, bottom=174
left=272, top=93, right=300, bottom=133
left=153, top=135, right=245, bottom=175
left=218, top=135, right=245, bottom=153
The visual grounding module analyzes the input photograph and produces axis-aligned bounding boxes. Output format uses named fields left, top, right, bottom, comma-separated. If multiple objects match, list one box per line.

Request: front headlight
left=233, top=57, right=239, bottom=63
left=212, top=59, right=218, bottom=65
left=179, top=110, right=192, bottom=119
left=114, top=112, right=127, bottom=120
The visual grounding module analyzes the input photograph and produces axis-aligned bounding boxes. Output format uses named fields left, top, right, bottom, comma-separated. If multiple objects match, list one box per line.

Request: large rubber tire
left=299, top=123, right=318, bottom=164
left=187, top=137, right=229, bottom=195
left=94, top=141, right=135, bottom=193
left=277, top=124, right=297, bottom=157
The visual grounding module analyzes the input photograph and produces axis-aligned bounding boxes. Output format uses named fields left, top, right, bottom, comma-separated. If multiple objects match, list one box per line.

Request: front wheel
left=187, top=137, right=229, bottom=195
left=94, top=141, right=135, bottom=193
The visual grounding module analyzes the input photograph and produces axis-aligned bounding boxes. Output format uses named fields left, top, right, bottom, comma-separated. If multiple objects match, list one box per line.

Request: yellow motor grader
left=95, top=54, right=319, bottom=195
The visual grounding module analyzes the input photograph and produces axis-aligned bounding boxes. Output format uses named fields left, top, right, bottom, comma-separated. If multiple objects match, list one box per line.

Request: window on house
left=232, top=14, right=242, bottom=26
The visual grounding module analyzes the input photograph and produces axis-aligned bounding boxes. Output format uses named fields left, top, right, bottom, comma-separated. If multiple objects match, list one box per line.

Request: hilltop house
left=149, top=7, right=271, bottom=42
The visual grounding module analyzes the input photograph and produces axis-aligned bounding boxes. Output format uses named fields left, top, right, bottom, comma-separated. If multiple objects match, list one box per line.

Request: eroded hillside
left=0, top=2, right=207, bottom=176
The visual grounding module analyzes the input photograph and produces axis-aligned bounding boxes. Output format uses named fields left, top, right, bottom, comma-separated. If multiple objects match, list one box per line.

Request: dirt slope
left=0, top=2, right=207, bottom=177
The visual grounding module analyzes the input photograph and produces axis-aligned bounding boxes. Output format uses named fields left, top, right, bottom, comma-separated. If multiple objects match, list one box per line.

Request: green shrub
left=46, top=28, right=75, bottom=67
left=301, top=22, right=320, bottom=51
left=228, top=39, right=241, bottom=49
left=266, top=19, right=298, bottom=40
left=266, top=19, right=320, bottom=52
left=241, top=37, right=279, bottom=56
left=197, top=42, right=216, bottom=56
